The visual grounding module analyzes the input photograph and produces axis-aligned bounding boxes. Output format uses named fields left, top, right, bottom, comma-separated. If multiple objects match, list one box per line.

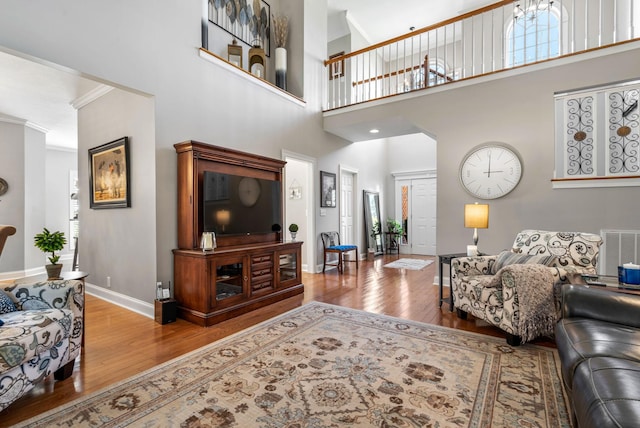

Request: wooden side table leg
left=438, top=258, right=444, bottom=308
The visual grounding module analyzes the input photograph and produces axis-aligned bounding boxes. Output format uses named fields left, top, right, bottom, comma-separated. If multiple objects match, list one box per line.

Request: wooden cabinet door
left=212, top=254, right=247, bottom=308
left=276, top=247, right=301, bottom=288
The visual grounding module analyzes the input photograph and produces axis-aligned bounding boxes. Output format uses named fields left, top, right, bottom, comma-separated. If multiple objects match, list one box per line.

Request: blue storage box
left=619, top=264, right=640, bottom=285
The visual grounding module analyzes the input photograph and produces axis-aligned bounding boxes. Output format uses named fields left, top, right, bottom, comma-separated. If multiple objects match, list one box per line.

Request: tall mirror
left=363, top=190, right=383, bottom=255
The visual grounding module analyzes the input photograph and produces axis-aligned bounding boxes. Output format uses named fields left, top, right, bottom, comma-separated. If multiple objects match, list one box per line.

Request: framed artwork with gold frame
left=89, top=137, right=131, bottom=209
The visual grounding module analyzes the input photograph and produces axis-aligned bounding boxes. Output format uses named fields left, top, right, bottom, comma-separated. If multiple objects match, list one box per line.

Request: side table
left=384, top=232, right=400, bottom=255
left=581, top=274, right=640, bottom=295
left=438, top=253, right=466, bottom=311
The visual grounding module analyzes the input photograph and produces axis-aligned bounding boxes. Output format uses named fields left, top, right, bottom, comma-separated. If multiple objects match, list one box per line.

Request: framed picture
left=89, top=137, right=131, bottom=209
left=329, top=51, right=345, bottom=80
left=320, top=171, right=336, bottom=208
left=209, top=0, right=271, bottom=57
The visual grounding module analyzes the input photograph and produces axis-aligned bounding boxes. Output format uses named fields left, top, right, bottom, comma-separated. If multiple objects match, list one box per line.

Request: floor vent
left=599, top=229, right=640, bottom=276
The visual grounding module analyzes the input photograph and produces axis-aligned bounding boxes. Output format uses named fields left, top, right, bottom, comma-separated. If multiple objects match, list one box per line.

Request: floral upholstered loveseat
left=451, top=230, right=602, bottom=345
left=0, top=279, right=84, bottom=411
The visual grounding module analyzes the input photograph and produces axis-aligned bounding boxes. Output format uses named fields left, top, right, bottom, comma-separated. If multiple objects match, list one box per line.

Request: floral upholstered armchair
left=451, top=230, right=602, bottom=345
left=0, top=279, right=84, bottom=411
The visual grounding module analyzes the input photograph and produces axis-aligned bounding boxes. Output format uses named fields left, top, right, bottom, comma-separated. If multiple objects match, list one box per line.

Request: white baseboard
left=434, top=276, right=449, bottom=286
left=86, top=283, right=154, bottom=319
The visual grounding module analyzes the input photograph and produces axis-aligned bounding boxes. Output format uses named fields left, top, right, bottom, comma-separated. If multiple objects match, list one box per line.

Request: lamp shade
left=216, top=209, right=230, bottom=226
left=464, top=203, right=489, bottom=229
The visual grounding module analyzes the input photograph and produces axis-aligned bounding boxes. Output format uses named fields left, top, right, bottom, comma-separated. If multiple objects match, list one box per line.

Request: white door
left=411, top=178, right=437, bottom=255
left=340, top=171, right=355, bottom=246
left=411, top=179, right=430, bottom=255
left=396, top=176, right=437, bottom=256
left=284, top=155, right=315, bottom=272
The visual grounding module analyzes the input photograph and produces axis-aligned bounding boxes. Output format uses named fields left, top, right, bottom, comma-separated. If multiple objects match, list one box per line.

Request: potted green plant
left=34, top=228, right=67, bottom=280
left=386, top=218, right=403, bottom=236
left=288, top=223, right=299, bottom=241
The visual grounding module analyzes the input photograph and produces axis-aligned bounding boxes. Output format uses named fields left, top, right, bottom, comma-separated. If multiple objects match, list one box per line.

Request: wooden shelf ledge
left=198, top=48, right=306, bottom=108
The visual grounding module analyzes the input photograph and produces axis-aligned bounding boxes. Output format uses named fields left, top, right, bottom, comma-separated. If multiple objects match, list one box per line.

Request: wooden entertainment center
left=173, top=141, right=303, bottom=326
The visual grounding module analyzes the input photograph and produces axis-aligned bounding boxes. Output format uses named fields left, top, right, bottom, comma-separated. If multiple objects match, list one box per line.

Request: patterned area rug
left=18, top=303, right=570, bottom=427
left=383, top=258, right=434, bottom=270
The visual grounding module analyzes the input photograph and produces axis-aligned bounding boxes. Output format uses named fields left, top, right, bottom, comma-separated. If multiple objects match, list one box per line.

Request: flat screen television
left=202, top=171, right=282, bottom=236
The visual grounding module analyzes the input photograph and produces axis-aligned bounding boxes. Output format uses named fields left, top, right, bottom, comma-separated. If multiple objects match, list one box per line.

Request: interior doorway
left=283, top=152, right=315, bottom=272
left=339, top=166, right=358, bottom=250
left=394, top=172, right=437, bottom=256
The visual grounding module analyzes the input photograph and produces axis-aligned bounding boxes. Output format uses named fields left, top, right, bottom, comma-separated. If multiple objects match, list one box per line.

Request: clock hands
left=483, top=152, right=504, bottom=177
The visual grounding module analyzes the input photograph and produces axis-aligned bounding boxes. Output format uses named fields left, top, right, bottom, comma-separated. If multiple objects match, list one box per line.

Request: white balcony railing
left=324, top=0, right=639, bottom=111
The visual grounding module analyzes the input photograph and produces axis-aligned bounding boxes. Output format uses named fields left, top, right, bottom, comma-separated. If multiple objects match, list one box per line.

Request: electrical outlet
left=107, top=276, right=111, bottom=288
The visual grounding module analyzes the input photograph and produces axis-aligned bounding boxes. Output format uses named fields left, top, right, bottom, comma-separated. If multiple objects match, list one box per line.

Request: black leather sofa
left=555, top=284, right=640, bottom=427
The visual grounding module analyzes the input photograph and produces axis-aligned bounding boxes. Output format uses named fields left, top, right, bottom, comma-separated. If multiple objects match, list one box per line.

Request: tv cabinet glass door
left=278, top=251, right=298, bottom=286
left=213, top=256, right=246, bottom=307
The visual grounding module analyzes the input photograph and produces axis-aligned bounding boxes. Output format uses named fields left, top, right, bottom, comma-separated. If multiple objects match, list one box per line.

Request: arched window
left=507, top=4, right=560, bottom=67
left=427, top=59, right=448, bottom=86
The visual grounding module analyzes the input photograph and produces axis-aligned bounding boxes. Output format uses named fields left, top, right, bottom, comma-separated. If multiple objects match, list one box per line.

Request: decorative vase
left=290, top=231, right=297, bottom=241
left=275, top=47, right=287, bottom=90
left=45, top=264, right=63, bottom=280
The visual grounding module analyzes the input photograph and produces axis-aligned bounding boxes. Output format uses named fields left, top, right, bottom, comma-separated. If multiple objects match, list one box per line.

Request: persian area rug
left=383, top=258, right=434, bottom=270
left=19, top=302, right=570, bottom=428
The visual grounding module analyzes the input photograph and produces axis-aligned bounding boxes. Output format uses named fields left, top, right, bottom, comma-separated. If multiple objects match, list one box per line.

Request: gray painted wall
left=0, top=0, right=387, bottom=302
left=324, top=45, right=640, bottom=256
left=78, top=88, right=157, bottom=302
left=1, top=1, right=638, bottom=304
left=0, top=122, right=47, bottom=273
left=0, top=121, right=26, bottom=272
left=384, top=133, right=437, bottom=220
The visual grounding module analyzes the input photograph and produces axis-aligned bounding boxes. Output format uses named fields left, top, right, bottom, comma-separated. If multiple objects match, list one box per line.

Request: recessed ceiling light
left=369, top=128, right=380, bottom=134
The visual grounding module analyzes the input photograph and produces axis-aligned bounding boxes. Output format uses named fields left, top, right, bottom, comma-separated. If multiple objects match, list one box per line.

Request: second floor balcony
left=324, top=0, right=639, bottom=111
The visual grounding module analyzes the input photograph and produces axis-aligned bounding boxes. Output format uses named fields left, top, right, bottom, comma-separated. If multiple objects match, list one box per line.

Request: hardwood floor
left=1, top=254, right=554, bottom=426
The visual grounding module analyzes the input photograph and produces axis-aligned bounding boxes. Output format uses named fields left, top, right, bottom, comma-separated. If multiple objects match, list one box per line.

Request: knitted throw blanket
left=498, top=264, right=559, bottom=343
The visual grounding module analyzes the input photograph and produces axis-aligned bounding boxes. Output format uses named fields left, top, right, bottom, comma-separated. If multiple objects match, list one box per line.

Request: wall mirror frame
left=363, top=190, right=383, bottom=255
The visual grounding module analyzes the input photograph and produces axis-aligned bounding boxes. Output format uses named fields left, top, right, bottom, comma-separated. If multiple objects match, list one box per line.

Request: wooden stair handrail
left=324, top=0, right=513, bottom=67
left=351, top=55, right=453, bottom=87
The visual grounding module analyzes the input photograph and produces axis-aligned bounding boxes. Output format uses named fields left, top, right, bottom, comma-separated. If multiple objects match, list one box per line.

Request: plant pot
left=290, top=232, right=297, bottom=241
left=45, top=264, right=63, bottom=280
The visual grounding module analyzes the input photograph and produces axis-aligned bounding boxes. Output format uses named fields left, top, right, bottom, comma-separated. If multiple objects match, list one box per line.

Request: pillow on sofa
left=491, top=251, right=557, bottom=274
left=0, top=289, right=17, bottom=314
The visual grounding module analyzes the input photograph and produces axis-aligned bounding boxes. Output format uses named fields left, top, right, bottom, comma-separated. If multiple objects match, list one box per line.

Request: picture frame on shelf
left=209, top=0, right=271, bottom=57
left=88, top=136, right=131, bottom=209
left=227, top=38, right=243, bottom=67
left=320, top=171, right=336, bottom=208
left=328, top=51, right=345, bottom=80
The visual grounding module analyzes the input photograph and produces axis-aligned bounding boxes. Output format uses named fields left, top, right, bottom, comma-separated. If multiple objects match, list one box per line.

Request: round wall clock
left=459, top=143, right=523, bottom=200
left=0, top=178, right=8, bottom=196
left=238, top=177, right=261, bottom=207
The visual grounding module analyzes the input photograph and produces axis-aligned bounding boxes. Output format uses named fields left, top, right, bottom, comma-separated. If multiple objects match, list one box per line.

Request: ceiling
left=0, top=51, right=104, bottom=150
left=0, top=1, right=498, bottom=149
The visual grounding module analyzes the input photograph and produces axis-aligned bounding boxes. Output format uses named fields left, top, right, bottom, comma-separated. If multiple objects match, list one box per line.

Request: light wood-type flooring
left=1, top=254, right=554, bottom=426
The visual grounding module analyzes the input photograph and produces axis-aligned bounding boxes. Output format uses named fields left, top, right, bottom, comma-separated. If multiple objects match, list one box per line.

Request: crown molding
left=26, top=121, right=49, bottom=134
left=0, top=116, right=49, bottom=134
left=71, top=84, right=114, bottom=110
